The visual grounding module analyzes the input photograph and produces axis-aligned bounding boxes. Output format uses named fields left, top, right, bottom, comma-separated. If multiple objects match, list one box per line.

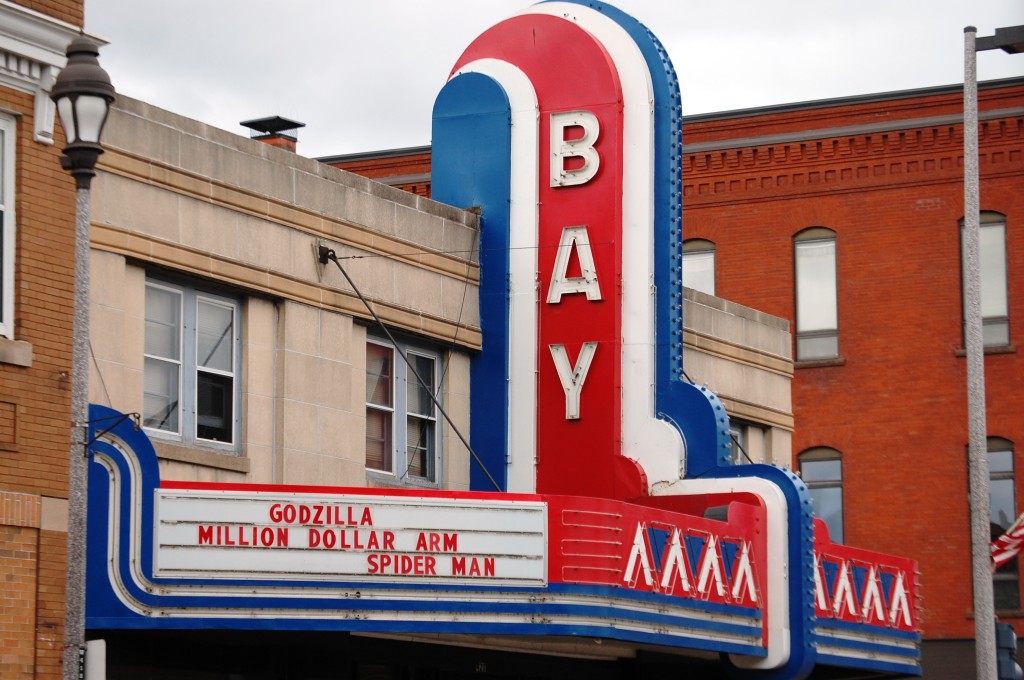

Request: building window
left=962, top=212, right=1009, bottom=347
left=144, top=278, right=240, bottom=450
left=799, top=447, right=843, bottom=543
left=729, top=420, right=769, bottom=465
left=683, top=239, right=715, bottom=296
left=366, top=338, right=439, bottom=484
left=0, top=114, right=16, bottom=339
left=989, top=437, right=1019, bottom=610
left=794, top=228, right=838, bottom=361
left=729, top=422, right=747, bottom=465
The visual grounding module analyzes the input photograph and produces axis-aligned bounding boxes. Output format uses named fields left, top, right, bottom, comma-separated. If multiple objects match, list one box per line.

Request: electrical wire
left=318, top=244, right=501, bottom=492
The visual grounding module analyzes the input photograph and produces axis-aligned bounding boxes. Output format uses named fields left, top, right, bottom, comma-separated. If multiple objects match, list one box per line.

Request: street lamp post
left=963, top=24, right=1023, bottom=680
left=50, top=35, right=114, bottom=680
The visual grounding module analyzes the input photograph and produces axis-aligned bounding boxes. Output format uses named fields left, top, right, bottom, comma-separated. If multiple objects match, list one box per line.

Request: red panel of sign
left=452, top=15, right=628, bottom=499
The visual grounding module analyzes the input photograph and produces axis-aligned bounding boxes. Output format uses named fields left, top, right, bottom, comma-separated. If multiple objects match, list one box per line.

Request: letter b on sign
left=550, top=111, right=600, bottom=187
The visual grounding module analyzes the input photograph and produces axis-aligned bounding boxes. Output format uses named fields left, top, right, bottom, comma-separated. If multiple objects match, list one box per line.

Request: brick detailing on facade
left=0, top=491, right=42, bottom=528
left=682, top=117, right=1024, bottom=202
left=0, top=492, right=54, bottom=680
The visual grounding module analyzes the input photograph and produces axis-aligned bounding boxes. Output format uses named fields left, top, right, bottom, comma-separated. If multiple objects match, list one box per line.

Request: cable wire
left=318, top=244, right=501, bottom=491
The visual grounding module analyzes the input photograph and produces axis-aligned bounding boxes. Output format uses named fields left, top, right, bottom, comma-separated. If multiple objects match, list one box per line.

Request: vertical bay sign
left=431, top=1, right=922, bottom=677
left=84, top=3, right=922, bottom=679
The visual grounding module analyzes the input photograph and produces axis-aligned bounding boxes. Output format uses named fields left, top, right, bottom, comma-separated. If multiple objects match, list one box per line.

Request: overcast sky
left=85, top=0, right=1024, bottom=159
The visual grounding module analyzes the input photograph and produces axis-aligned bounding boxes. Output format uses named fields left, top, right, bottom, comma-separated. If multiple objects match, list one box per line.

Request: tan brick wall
left=0, top=0, right=84, bottom=674
left=0, top=85, right=76, bottom=498
left=8, top=0, right=83, bottom=27
left=0, top=493, right=66, bottom=680
left=34, top=529, right=66, bottom=679
left=0, top=492, right=46, bottom=680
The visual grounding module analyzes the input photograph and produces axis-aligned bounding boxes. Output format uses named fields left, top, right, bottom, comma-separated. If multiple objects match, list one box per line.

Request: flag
left=992, top=513, right=1024, bottom=571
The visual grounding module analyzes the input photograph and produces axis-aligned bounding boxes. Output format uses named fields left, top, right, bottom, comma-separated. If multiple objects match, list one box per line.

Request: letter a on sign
left=547, top=226, right=603, bottom=303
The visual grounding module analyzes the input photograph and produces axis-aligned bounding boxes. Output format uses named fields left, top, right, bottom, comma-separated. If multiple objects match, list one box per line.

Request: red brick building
left=0, top=1, right=87, bottom=678
left=324, top=77, right=1024, bottom=677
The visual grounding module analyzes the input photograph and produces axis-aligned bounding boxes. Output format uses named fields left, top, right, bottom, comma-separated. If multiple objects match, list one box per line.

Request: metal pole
left=964, top=25, right=997, bottom=680
left=62, top=183, right=91, bottom=680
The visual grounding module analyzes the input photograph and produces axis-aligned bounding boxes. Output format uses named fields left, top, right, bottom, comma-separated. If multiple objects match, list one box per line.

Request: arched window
left=794, top=228, right=838, bottom=361
left=683, top=238, right=716, bottom=296
left=989, top=437, right=1018, bottom=610
left=961, top=212, right=1009, bottom=347
left=799, top=447, right=843, bottom=543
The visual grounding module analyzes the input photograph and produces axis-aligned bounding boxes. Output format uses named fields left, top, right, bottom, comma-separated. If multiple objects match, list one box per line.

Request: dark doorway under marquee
left=90, top=629, right=921, bottom=679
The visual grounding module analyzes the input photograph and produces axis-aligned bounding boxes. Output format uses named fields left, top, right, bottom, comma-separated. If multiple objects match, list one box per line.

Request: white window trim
left=682, top=238, right=716, bottom=296
left=961, top=212, right=1010, bottom=348
left=794, top=228, right=839, bottom=361
left=365, top=340, right=395, bottom=474
left=143, top=278, right=241, bottom=452
left=0, top=3, right=82, bottom=144
left=988, top=437, right=1018, bottom=610
left=799, top=447, right=844, bottom=544
left=366, top=336, right=442, bottom=487
left=730, top=419, right=770, bottom=465
left=0, top=113, right=15, bottom=340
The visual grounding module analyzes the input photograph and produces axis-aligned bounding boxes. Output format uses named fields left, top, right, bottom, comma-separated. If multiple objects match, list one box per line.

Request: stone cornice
left=98, top=147, right=480, bottom=284
left=0, top=1, right=105, bottom=144
left=0, top=1, right=85, bottom=67
left=91, top=222, right=483, bottom=351
left=94, top=145, right=482, bottom=351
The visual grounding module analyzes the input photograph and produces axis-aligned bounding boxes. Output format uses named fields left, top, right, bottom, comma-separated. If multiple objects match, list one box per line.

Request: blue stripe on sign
left=432, top=72, right=512, bottom=492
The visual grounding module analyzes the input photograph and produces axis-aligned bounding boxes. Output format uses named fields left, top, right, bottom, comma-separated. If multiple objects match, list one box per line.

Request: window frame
left=365, top=340, right=395, bottom=475
left=143, top=277, right=242, bottom=452
left=799, top=446, right=844, bottom=544
left=0, top=113, right=16, bottom=339
left=794, top=227, right=839, bottom=362
left=989, top=437, right=1019, bottom=611
left=729, top=422, right=747, bottom=465
left=729, top=419, right=769, bottom=465
left=961, top=212, right=1010, bottom=348
left=682, top=238, right=716, bottom=296
left=790, top=227, right=839, bottom=360
left=365, top=336, right=442, bottom=487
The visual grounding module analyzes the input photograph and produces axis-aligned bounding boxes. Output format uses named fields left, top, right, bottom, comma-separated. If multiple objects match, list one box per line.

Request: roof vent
left=240, top=116, right=305, bottom=152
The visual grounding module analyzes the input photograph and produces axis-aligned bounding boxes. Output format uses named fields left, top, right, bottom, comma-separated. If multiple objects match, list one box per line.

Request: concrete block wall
left=682, top=288, right=794, bottom=465
left=88, top=96, right=479, bottom=492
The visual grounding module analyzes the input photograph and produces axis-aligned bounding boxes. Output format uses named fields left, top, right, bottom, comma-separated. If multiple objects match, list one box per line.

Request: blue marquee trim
left=86, top=617, right=763, bottom=658
left=86, top=404, right=161, bottom=621
left=815, top=652, right=921, bottom=676
left=85, top=404, right=766, bottom=662
left=813, top=634, right=920, bottom=659
left=816, top=617, right=922, bottom=642
left=432, top=72, right=513, bottom=493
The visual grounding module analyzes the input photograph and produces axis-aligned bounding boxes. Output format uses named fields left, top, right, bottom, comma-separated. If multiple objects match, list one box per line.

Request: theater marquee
left=85, top=2, right=922, bottom=678
left=153, top=489, right=547, bottom=584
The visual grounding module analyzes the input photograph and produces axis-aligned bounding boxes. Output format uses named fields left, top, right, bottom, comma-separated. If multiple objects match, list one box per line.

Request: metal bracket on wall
left=83, top=411, right=141, bottom=454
